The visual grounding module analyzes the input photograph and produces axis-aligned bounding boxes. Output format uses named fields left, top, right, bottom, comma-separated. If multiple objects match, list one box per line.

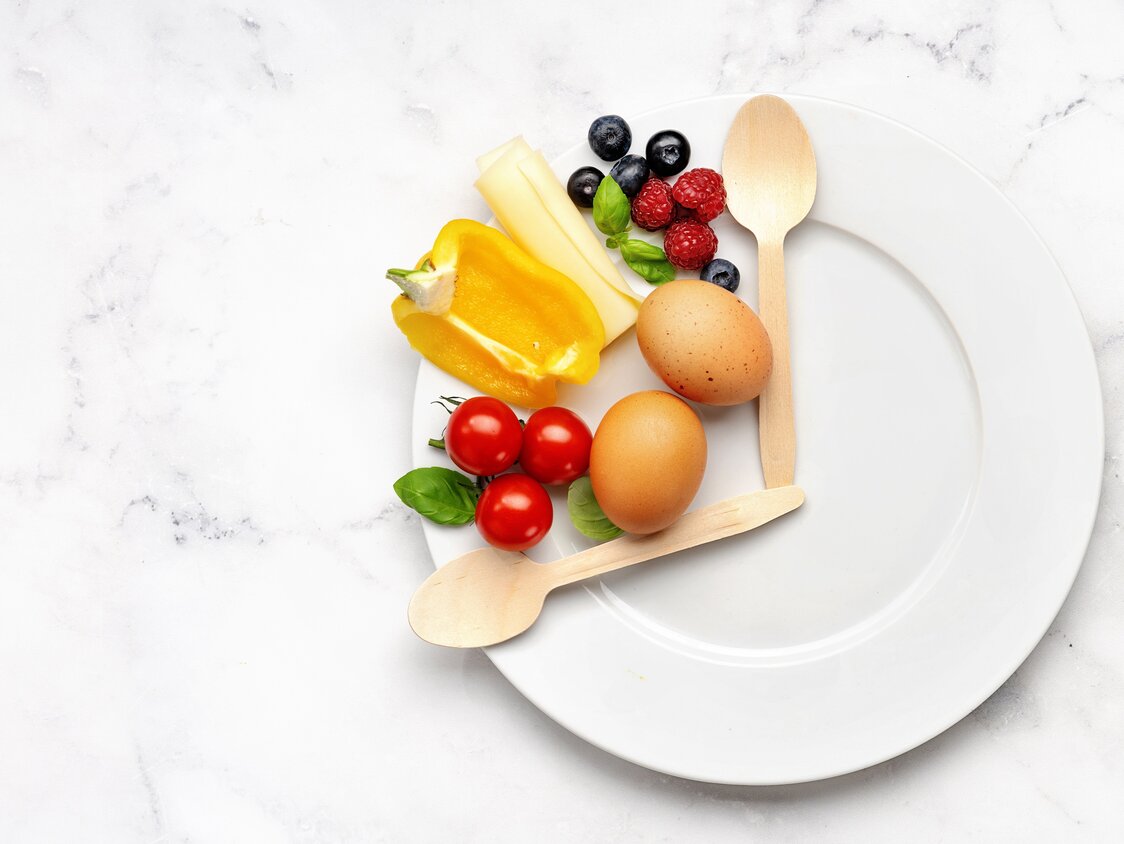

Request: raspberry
left=671, top=168, right=726, bottom=223
left=663, top=220, right=718, bottom=270
left=630, top=178, right=675, bottom=231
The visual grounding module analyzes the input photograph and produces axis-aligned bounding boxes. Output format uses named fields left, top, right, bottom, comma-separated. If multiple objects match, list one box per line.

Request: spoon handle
left=546, top=486, right=805, bottom=589
left=758, top=238, right=796, bottom=488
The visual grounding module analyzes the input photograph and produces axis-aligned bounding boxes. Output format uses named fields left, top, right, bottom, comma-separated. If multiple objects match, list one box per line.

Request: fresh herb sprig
left=567, top=476, right=623, bottom=540
left=592, top=176, right=676, bottom=285
left=393, top=467, right=481, bottom=525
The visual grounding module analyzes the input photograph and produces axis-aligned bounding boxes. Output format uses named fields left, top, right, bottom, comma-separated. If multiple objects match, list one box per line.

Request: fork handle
left=545, top=486, right=805, bottom=589
left=758, top=237, right=796, bottom=488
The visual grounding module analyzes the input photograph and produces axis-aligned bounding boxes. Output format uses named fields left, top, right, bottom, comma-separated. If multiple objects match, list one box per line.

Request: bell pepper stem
left=385, top=261, right=456, bottom=315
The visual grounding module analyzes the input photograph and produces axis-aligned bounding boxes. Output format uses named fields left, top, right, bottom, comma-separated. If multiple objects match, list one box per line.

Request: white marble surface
left=2, top=0, right=1122, bottom=840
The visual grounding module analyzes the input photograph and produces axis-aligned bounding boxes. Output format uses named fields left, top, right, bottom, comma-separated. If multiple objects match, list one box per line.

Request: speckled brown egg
left=590, top=391, right=707, bottom=535
left=637, top=280, right=773, bottom=405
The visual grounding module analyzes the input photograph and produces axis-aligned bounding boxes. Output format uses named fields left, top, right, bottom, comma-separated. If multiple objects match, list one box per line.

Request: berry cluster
left=568, top=116, right=740, bottom=288
left=631, top=168, right=727, bottom=271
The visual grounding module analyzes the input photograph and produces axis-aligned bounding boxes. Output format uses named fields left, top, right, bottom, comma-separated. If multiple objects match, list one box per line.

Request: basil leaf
left=619, top=238, right=676, bottom=285
left=605, top=232, right=628, bottom=250
left=592, top=176, right=632, bottom=236
left=619, top=239, right=665, bottom=261
left=567, top=476, right=624, bottom=540
left=393, top=467, right=480, bottom=525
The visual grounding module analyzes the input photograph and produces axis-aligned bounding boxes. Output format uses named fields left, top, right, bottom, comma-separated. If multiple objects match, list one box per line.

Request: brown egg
left=589, top=391, right=707, bottom=535
left=637, top=279, right=773, bottom=405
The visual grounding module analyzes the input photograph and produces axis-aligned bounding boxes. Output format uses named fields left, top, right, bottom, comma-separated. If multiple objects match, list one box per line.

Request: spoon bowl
left=408, top=548, right=551, bottom=649
left=723, top=95, right=818, bottom=240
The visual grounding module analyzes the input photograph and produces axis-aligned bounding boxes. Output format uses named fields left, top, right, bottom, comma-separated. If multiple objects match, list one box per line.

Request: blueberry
left=609, top=154, right=650, bottom=198
left=645, top=130, right=691, bottom=177
left=588, top=115, right=632, bottom=161
left=700, top=258, right=740, bottom=292
left=567, top=166, right=604, bottom=208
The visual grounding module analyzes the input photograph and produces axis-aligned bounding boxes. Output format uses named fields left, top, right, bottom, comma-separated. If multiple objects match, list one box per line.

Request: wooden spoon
left=408, top=485, right=805, bottom=648
left=722, top=95, right=817, bottom=488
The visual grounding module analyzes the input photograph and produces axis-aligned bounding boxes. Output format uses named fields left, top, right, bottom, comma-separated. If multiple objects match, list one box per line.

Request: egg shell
left=636, top=279, right=773, bottom=405
left=589, top=391, right=707, bottom=535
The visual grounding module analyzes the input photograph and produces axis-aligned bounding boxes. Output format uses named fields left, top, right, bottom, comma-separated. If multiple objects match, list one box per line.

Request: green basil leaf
left=567, top=476, right=624, bottom=541
left=619, top=238, right=676, bottom=284
left=619, top=239, right=665, bottom=261
left=393, top=467, right=480, bottom=525
left=592, top=176, right=632, bottom=236
left=605, top=232, right=628, bottom=250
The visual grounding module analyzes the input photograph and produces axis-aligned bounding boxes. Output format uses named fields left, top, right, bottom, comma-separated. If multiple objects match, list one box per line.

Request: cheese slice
left=515, top=152, right=639, bottom=305
left=475, top=139, right=640, bottom=346
left=475, top=135, right=530, bottom=173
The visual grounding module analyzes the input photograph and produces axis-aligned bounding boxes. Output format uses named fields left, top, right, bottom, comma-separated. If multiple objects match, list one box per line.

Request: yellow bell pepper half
left=387, top=220, right=605, bottom=408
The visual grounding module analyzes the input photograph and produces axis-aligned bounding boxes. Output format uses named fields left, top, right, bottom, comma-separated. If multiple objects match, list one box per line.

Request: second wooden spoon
left=409, top=485, right=805, bottom=648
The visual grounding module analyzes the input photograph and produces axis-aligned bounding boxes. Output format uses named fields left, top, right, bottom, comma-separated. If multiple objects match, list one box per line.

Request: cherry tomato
left=475, top=474, right=553, bottom=552
left=519, top=407, right=593, bottom=485
left=444, top=397, right=522, bottom=476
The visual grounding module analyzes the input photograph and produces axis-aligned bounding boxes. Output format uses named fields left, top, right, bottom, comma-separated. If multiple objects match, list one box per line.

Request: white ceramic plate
left=409, top=94, right=1103, bottom=784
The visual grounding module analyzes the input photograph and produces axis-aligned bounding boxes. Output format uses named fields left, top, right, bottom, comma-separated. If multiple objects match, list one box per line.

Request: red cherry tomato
left=519, top=407, right=593, bottom=485
left=444, top=397, right=522, bottom=476
left=475, top=474, right=553, bottom=552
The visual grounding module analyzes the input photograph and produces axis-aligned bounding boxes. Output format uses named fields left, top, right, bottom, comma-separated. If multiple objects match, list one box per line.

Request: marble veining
left=2, top=0, right=1123, bottom=840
